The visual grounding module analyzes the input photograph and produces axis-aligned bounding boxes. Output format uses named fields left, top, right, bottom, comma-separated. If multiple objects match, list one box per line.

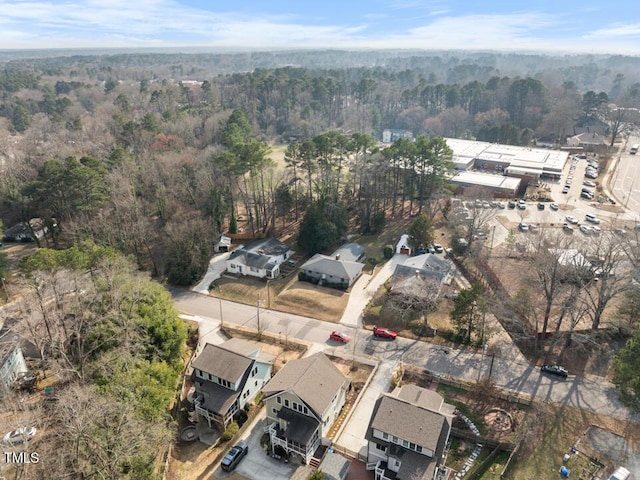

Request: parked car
left=528, top=223, right=539, bottom=232
left=591, top=225, right=601, bottom=234
left=583, top=181, right=596, bottom=187
left=221, top=441, right=249, bottom=471
left=581, top=191, right=594, bottom=199
left=444, top=291, right=459, bottom=300
left=541, top=365, right=568, bottom=378
left=428, top=245, right=436, bottom=254
left=517, top=199, right=526, bottom=209
left=537, top=202, right=545, bottom=210
left=614, top=228, right=627, bottom=236
left=329, top=331, right=350, bottom=343
left=507, top=201, right=516, bottom=209
left=518, top=222, right=529, bottom=232
left=550, top=203, right=559, bottom=211
left=373, top=326, right=397, bottom=340
left=433, top=243, right=444, bottom=254
left=562, top=186, right=570, bottom=194
left=562, top=223, right=574, bottom=233
left=580, top=225, right=593, bottom=235
left=496, top=201, right=506, bottom=209
left=565, top=215, right=578, bottom=224
left=585, top=214, right=600, bottom=224
left=3, top=427, right=36, bottom=445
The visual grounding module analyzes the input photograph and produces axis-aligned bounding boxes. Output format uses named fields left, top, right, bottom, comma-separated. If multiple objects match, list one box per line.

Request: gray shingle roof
left=331, top=243, right=366, bottom=263
left=191, top=343, right=253, bottom=383
left=301, top=254, right=364, bottom=281
left=262, top=353, right=349, bottom=416
left=318, top=453, right=351, bottom=480
left=246, top=238, right=292, bottom=256
left=276, top=407, right=319, bottom=445
left=368, top=394, right=447, bottom=453
left=395, top=384, right=444, bottom=412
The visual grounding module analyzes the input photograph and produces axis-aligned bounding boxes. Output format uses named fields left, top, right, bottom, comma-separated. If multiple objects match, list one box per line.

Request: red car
left=329, top=331, right=351, bottom=343
left=373, top=326, right=397, bottom=340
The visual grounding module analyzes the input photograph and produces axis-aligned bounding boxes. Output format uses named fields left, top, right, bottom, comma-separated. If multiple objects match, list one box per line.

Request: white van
left=609, top=466, right=631, bottom=480
left=630, top=144, right=639, bottom=155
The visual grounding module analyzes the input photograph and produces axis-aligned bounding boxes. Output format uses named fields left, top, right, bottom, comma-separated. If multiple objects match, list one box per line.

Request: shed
left=318, top=452, right=350, bottom=480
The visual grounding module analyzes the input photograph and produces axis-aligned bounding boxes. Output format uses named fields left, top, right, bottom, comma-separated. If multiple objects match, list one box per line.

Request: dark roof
left=276, top=407, right=320, bottom=445
left=391, top=445, right=437, bottom=480
left=196, top=377, right=241, bottom=415
left=301, top=254, right=364, bottom=281
left=331, top=243, right=366, bottom=262
left=367, top=395, right=447, bottom=454
left=262, top=353, right=349, bottom=416
left=246, top=238, right=292, bottom=257
left=191, top=343, right=253, bottom=383
left=318, top=453, right=351, bottom=480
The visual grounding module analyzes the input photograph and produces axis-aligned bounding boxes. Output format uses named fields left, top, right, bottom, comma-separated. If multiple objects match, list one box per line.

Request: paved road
left=610, top=134, right=640, bottom=216
left=172, top=290, right=636, bottom=422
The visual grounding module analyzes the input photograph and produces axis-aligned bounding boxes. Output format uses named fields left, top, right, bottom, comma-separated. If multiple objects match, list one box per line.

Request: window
left=293, top=402, right=298, bottom=411
left=392, top=436, right=398, bottom=443
left=303, top=406, right=308, bottom=415
left=284, top=399, right=290, bottom=407
left=277, top=397, right=282, bottom=404
left=272, top=408, right=278, bottom=414
left=402, top=439, right=409, bottom=448
left=375, top=443, right=387, bottom=452
left=255, top=380, right=258, bottom=386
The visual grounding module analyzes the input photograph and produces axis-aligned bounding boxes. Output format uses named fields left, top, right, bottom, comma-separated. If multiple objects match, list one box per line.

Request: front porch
left=264, top=421, right=320, bottom=465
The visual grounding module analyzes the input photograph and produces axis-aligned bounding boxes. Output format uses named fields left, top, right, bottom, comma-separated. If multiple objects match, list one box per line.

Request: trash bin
left=560, top=466, right=570, bottom=477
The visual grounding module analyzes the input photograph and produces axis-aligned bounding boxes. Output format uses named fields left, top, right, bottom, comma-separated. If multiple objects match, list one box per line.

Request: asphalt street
left=172, top=289, right=636, bottom=422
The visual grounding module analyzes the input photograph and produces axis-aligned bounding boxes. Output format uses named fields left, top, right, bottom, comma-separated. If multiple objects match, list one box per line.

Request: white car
left=585, top=214, right=600, bottom=224
left=583, top=181, right=596, bottom=187
left=579, top=225, right=593, bottom=235
left=565, top=215, right=579, bottom=224
left=519, top=222, right=529, bottom=232
left=550, top=203, right=559, bottom=211
left=3, top=427, right=36, bottom=445
left=591, top=225, right=601, bottom=234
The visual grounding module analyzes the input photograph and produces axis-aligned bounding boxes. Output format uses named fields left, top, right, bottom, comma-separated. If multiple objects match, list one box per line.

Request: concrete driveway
left=214, top=411, right=297, bottom=480
left=192, top=250, right=236, bottom=294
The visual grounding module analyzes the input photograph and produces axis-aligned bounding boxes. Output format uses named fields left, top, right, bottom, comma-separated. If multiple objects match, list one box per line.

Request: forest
left=1, top=49, right=640, bottom=478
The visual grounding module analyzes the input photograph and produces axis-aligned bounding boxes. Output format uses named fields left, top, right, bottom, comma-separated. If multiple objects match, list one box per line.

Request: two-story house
left=226, top=238, right=293, bottom=279
left=366, top=384, right=455, bottom=480
left=262, top=353, right=351, bottom=465
left=192, top=338, right=273, bottom=430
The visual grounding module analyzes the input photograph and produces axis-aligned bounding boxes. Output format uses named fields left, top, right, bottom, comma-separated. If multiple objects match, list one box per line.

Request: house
left=300, top=243, right=366, bottom=287
left=0, top=331, right=29, bottom=393
left=214, top=233, right=232, bottom=253
left=262, top=353, right=351, bottom=465
left=382, top=129, right=413, bottom=144
left=566, top=132, right=608, bottom=149
left=366, top=384, right=455, bottom=480
left=2, top=218, right=48, bottom=242
left=192, top=338, right=273, bottom=430
left=391, top=253, right=452, bottom=299
left=226, top=238, right=293, bottom=279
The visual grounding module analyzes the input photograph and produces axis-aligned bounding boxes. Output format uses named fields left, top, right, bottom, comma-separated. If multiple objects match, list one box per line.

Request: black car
left=537, top=202, right=545, bottom=210
left=507, top=201, right=516, bottom=209
left=221, top=441, right=249, bottom=471
left=541, top=365, right=568, bottom=378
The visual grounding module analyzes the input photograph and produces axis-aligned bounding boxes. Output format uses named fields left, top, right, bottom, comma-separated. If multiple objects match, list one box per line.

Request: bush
left=383, top=245, right=394, bottom=259
left=222, top=421, right=239, bottom=441
left=298, top=271, right=307, bottom=281
left=235, top=409, right=248, bottom=427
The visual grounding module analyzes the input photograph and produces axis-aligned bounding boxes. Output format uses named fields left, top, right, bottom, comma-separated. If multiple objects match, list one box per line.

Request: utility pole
left=217, top=285, right=224, bottom=328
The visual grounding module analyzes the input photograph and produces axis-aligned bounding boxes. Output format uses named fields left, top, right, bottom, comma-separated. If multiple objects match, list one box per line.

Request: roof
left=196, top=378, right=241, bottom=415
left=262, top=353, right=349, bottom=416
left=301, top=254, right=364, bottom=281
left=367, top=394, right=449, bottom=453
left=276, top=407, right=320, bottom=445
left=451, top=171, right=521, bottom=191
left=221, top=337, right=275, bottom=363
left=0, top=330, right=22, bottom=365
left=330, top=243, right=366, bottom=262
left=318, top=453, right=351, bottom=480
left=393, top=254, right=451, bottom=285
left=395, top=384, right=445, bottom=413
left=391, top=445, right=437, bottom=480
left=191, top=343, right=253, bottom=383
left=245, top=238, right=292, bottom=257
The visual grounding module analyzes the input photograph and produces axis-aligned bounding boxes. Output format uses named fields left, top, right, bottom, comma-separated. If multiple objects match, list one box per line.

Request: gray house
left=226, top=238, right=293, bottom=279
left=192, top=338, right=273, bottom=430
left=300, top=243, right=366, bottom=287
left=392, top=254, right=452, bottom=289
left=262, top=353, right=350, bottom=465
left=0, top=331, right=29, bottom=393
left=366, top=385, right=455, bottom=480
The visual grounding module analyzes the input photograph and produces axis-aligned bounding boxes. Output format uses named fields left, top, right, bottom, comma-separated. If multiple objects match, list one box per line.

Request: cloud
left=0, top=1, right=638, bottom=54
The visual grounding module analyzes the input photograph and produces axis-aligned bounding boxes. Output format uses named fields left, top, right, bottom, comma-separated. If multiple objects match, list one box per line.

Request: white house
left=226, top=238, right=293, bottom=279
left=366, top=384, right=455, bottom=480
left=192, top=338, right=273, bottom=430
left=0, top=332, right=29, bottom=393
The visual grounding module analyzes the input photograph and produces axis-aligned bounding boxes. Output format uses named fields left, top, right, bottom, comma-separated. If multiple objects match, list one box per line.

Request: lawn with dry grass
left=274, top=280, right=349, bottom=322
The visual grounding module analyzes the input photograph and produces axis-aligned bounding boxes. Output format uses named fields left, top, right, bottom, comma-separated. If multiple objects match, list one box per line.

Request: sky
left=1, top=0, right=639, bottom=54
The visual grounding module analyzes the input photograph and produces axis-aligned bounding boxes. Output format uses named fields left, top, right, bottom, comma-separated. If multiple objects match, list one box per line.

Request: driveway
left=214, top=410, right=297, bottom=480
left=192, top=250, right=236, bottom=294
left=340, top=255, right=404, bottom=326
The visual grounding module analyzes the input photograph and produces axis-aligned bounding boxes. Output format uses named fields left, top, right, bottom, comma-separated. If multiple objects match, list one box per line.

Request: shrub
left=298, top=271, right=307, bottom=281
left=222, top=421, right=239, bottom=441
left=383, top=245, right=394, bottom=259
left=235, top=409, right=248, bottom=427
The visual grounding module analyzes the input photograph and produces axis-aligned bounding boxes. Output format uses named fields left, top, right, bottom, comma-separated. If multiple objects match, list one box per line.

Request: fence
left=450, top=428, right=515, bottom=452
left=330, top=444, right=368, bottom=463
